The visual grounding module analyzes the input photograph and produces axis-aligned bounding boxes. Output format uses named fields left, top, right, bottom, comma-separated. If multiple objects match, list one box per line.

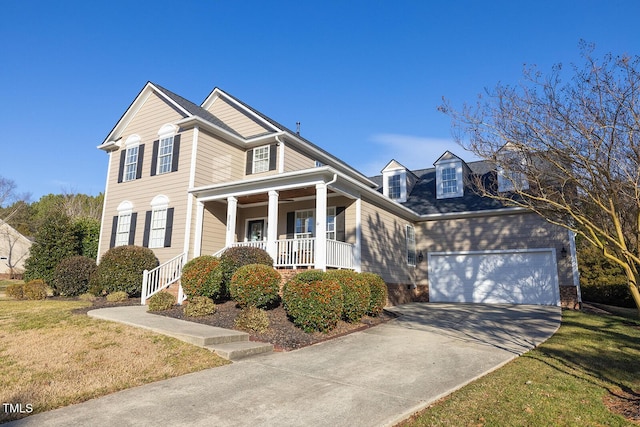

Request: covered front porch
left=191, top=167, right=364, bottom=272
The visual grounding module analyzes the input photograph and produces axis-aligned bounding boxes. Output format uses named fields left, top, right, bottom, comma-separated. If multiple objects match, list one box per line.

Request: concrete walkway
left=8, top=303, right=561, bottom=427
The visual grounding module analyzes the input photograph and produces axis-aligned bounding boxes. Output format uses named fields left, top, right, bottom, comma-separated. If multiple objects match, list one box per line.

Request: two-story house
left=97, top=82, right=580, bottom=307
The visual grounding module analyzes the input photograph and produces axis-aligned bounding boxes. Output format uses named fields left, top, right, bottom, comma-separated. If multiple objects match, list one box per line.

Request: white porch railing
left=141, top=252, right=186, bottom=305
left=224, top=238, right=353, bottom=270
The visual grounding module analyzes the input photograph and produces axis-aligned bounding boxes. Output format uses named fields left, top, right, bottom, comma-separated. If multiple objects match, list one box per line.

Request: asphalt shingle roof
left=369, top=160, right=509, bottom=215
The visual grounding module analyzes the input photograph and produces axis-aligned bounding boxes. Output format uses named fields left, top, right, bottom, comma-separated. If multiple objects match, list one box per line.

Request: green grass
left=400, top=309, right=640, bottom=426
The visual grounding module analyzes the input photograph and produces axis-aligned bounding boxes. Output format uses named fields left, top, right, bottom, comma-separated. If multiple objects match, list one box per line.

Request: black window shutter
left=135, top=145, right=145, bottom=180
left=117, top=151, right=126, bottom=183
left=246, top=149, right=253, bottom=175
left=164, top=208, right=174, bottom=247
left=286, top=212, right=295, bottom=239
left=269, top=144, right=277, bottom=171
left=336, top=207, right=346, bottom=242
left=171, top=135, right=181, bottom=172
left=150, top=140, right=159, bottom=176
left=128, top=212, right=137, bottom=245
left=142, top=211, right=152, bottom=247
left=110, top=216, right=118, bottom=248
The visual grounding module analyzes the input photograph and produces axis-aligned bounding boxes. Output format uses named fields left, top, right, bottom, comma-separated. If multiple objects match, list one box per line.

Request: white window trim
left=156, top=124, right=177, bottom=176
left=294, top=207, right=337, bottom=240
left=435, top=160, right=464, bottom=199
left=123, top=135, right=141, bottom=182
left=383, top=169, right=407, bottom=202
left=149, top=195, right=169, bottom=249
left=115, top=200, right=134, bottom=247
left=252, top=145, right=270, bottom=174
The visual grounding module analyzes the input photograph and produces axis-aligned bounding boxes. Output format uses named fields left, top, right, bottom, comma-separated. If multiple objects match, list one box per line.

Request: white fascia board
left=101, top=85, right=153, bottom=145
left=417, top=206, right=529, bottom=221
left=176, top=116, right=246, bottom=146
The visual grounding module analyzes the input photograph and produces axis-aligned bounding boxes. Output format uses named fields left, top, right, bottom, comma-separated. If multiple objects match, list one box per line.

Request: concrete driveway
left=8, top=303, right=560, bottom=427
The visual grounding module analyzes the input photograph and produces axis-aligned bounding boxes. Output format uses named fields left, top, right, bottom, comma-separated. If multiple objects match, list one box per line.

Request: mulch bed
left=152, top=301, right=396, bottom=351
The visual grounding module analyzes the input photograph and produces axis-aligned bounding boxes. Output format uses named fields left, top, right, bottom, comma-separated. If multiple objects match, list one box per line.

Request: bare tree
left=0, top=176, right=30, bottom=223
left=439, top=42, right=640, bottom=310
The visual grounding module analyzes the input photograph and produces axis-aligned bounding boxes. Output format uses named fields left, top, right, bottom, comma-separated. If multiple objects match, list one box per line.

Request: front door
left=247, top=219, right=265, bottom=242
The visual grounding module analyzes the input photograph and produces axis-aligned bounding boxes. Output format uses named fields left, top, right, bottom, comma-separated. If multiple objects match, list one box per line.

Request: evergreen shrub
left=53, top=256, right=97, bottom=297
left=147, top=291, right=175, bottom=311
left=282, top=277, right=343, bottom=333
left=184, top=296, right=216, bottom=317
left=360, top=272, right=388, bottom=316
left=90, top=246, right=158, bottom=296
left=180, top=256, right=224, bottom=300
left=325, top=270, right=370, bottom=323
left=230, top=264, right=281, bottom=308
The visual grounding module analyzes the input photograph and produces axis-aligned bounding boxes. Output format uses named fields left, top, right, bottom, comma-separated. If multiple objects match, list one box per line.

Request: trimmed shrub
left=581, top=283, right=636, bottom=308
left=219, top=247, right=273, bottom=293
left=53, top=256, right=97, bottom=297
left=282, top=278, right=344, bottom=333
left=289, top=269, right=326, bottom=284
left=147, top=292, right=175, bottom=311
left=6, top=282, right=25, bottom=300
left=23, top=280, right=48, bottom=300
left=361, top=272, right=388, bottom=316
left=325, top=270, right=371, bottom=323
left=90, top=246, right=158, bottom=296
left=235, top=306, right=270, bottom=333
left=180, top=256, right=225, bottom=300
left=106, top=291, right=129, bottom=302
left=184, top=296, right=216, bottom=317
left=230, top=264, right=281, bottom=308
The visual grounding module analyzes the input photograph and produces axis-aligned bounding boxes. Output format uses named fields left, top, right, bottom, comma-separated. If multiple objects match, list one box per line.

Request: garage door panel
left=428, top=250, right=559, bottom=305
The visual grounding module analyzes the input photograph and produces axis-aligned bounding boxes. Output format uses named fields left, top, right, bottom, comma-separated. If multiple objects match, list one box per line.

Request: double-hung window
left=441, top=166, right=458, bottom=195
left=406, top=225, right=416, bottom=266
left=294, top=210, right=314, bottom=238
left=388, top=174, right=402, bottom=200
left=253, top=146, right=270, bottom=173
left=115, top=212, right=132, bottom=247
left=148, top=207, right=168, bottom=248
left=123, top=146, right=139, bottom=182
left=326, top=207, right=336, bottom=240
left=156, top=136, right=174, bottom=175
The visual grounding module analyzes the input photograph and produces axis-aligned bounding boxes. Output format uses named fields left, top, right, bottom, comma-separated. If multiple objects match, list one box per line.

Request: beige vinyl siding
left=194, top=129, right=245, bottom=187
left=200, top=201, right=227, bottom=255
left=415, top=212, right=573, bottom=287
left=283, top=144, right=316, bottom=172
left=207, top=96, right=273, bottom=138
left=98, top=92, right=192, bottom=265
left=359, top=199, right=415, bottom=284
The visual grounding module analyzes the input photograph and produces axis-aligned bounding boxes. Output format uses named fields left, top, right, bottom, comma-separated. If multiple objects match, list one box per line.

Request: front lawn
left=0, top=299, right=229, bottom=423
left=400, top=308, right=640, bottom=426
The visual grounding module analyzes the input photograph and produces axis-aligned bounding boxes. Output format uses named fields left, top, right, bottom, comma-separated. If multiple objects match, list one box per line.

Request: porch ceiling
left=236, top=187, right=334, bottom=205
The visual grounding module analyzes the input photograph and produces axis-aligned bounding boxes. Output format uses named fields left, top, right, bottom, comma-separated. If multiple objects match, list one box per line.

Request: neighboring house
left=0, top=220, right=32, bottom=278
left=97, top=82, right=580, bottom=307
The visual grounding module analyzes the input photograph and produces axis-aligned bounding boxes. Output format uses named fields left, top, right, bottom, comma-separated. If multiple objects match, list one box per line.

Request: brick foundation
left=560, top=285, right=581, bottom=310
left=386, top=283, right=429, bottom=306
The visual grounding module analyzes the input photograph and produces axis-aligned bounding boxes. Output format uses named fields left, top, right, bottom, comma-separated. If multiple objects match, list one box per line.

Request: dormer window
left=382, top=160, right=411, bottom=203
left=435, top=152, right=465, bottom=199
left=497, top=147, right=529, bottom=192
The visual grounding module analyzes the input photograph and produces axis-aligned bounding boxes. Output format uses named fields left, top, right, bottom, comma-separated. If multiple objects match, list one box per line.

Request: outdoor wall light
left=560, top=246, right=567, bottom=258
left=418, top=251, right=424, bottom=263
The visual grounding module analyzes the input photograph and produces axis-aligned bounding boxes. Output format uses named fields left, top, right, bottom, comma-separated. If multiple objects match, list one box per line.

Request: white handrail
left=141, top=252, right=186, bottom=305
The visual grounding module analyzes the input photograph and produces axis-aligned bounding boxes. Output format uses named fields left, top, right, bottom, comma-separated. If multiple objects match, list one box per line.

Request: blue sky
left=2, top=0, right=639, bottom=202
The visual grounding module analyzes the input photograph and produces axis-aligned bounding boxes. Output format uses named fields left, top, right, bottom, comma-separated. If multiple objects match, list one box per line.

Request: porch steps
left=87, top=306, right=273, bottom=361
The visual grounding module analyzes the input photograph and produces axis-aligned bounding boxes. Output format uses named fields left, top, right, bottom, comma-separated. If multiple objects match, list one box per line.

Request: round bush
left=147, top=291, right=175, bottom=311
left=230, top=264, right=281, bottom=308
left=361, top=272, right=388, bottom=316
left=325, top=270, right=371, bottom=323
left=6, top=282, right=24, bottom=300
left=90, top=246, right=158, bottom=296
left=181, top=256, right=225, bottom=300
left=282, top=278, right=344, bottom=333
left=290, top=269, right=326, bottom=284
left=184, top=296, right=216, bottom=317
left=235, top=306, right=270, bottom=333
left=23, top=279, right=48, bottom=300
left=53, top=256, right=97, bottom=297
left=219, top=247, right=273, bottom=292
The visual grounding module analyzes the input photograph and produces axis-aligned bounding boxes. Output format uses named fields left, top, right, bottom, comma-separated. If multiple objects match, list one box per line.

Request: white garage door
left=428, top=249, right=560, bottom=305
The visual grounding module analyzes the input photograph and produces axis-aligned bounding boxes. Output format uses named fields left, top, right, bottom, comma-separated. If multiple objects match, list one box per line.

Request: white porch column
left=193, top=200, right=205, bottom=257
left=315, top=183, right=327, bottom=270
left=226, top=196, right=238, bottom=247
left=267, top=190, right=279, bottom=261
left=354, top=197, right=362, bottom=272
